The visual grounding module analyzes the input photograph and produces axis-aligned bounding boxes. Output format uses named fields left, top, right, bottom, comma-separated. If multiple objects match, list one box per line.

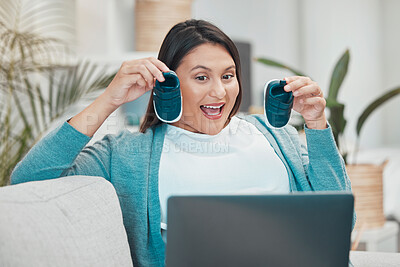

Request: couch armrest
left=0, top=176, right=133, bottom=267
left=350, top=251, right=400, bottom=266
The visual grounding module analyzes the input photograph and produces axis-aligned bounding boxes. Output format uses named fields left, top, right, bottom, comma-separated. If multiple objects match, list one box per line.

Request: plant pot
left=134, top=0, right=193, bottom=51
left=346, top=162, right=387, bottom=230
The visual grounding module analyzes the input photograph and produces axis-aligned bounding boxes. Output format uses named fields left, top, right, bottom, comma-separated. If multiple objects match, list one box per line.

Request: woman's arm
left=70, top=57, right=169, bottom=137
left=283, top=76, right=351, bottom=190
left=10, top=122, right=110, bottom=184
left=11, top=57, right=169, bottom=184
left=301, top=125, right=351, bottom=191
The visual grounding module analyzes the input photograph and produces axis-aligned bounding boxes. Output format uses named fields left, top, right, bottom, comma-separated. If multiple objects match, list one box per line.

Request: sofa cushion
left=0, top=176, right=133, bottom=267
left=350, top=251, right=400, bottom=266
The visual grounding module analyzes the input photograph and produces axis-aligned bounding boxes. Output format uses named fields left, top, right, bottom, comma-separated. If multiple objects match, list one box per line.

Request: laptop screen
left=166, top=193, right=354, bottom=267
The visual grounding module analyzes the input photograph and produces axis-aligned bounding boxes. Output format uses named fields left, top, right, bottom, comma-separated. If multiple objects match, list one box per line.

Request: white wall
left=382, top=0, right=400, bottom=147
left=192, top=0, right=400, bottom=150
left=75, top=0, right=135, bottom=56
left=74, top=0, right=400, bottom=149
left=300, top=0, right=384, bottom=149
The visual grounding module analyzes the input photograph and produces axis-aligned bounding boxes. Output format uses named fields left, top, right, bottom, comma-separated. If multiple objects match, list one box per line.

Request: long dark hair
left=139, top=19, right=242, bottom=133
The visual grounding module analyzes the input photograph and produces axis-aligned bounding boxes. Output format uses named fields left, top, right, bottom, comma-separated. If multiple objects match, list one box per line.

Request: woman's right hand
left=103, top=57, right=170, bottom=109
left=68, top=58, right=169, bottom=137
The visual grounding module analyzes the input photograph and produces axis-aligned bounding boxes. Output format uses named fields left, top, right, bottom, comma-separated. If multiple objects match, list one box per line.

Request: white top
left=158, top=116, right=290, bottom=230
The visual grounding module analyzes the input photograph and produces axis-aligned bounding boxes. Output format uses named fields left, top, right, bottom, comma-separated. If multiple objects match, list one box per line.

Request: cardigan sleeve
left=301, top=124, right=352, bottom=192
left=11, top=121, right=113, bottom=184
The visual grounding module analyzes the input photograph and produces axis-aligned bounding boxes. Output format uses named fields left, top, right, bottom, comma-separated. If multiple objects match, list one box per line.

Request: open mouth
left=200, top=103, right=225, bottom=120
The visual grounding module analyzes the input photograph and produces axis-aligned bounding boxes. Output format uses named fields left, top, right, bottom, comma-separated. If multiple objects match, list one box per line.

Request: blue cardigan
left=11, top=114, right=353, bottom=267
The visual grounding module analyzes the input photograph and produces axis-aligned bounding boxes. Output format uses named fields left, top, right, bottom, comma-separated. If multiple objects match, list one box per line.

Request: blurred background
left=1, top=0, right=400, bottom=252
left=73, top=0, right=400, bottom=151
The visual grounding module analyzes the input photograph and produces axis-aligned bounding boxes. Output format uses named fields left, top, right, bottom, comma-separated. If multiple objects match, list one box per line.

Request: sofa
left=1, top=175, right=400, bottom=267
left=0, top=176, right=133, bottom=267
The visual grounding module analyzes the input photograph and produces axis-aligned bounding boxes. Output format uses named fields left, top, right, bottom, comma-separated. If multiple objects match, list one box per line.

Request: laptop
left=165, top=193, right=354, bottom=267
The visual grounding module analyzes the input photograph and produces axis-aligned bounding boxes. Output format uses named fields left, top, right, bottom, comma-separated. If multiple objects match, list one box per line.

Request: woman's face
left=172, top=43, right=239, bottom=135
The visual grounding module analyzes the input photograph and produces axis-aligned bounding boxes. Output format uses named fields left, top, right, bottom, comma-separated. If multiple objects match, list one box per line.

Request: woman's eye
left=195, top=76, right=208, bottom=81
left=223, top=74, right=234, bottom=80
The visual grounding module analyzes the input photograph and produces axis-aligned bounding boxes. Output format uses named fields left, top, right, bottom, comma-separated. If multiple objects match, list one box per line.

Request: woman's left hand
left=284, top=76, right=327, bottom=129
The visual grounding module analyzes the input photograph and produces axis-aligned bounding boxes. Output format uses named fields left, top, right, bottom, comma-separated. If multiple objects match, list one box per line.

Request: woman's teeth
left=200, top=104, right=224, bottom=116
left=202, top=104, right=224, bottom=109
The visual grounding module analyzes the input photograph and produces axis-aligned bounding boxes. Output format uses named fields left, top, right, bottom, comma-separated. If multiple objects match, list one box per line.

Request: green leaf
left=24, top=77, right=41, bottom=134
left=325, top=98, right=347, bottom=137
left=48, top=70, right=54, bottom=119
left=254, top=57, right=307, bottom=77
left=325, top=98, right=341, bottom=108
left=327, top=102, right=347, bottom=148
left=35, top=84, right=46, bottom=128
left=9, top=34, right=18, bottom=50
left=327, top=49, right=350, bottom=100
left=356, top=86, right=400, bottom=136
left=11, top=89, right=33, bottom=140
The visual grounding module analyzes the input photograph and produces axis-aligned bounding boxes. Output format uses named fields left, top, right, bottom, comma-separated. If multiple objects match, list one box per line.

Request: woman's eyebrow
left=190, top=65, right=236, bottom=72
left=190, top=65, right=211, bottom=72
left=225, top=65, right=236, bottom=71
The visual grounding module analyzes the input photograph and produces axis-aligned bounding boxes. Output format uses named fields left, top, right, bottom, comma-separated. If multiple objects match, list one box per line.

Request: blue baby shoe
left=153, top=70, right=182, bottom=123
left=264, top=79, right=294, bottom=128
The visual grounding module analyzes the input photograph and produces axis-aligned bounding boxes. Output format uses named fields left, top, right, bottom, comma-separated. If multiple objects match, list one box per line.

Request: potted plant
left=255, top=50, right=400, bottom=229
left=0, top=1, right=116, bottom=186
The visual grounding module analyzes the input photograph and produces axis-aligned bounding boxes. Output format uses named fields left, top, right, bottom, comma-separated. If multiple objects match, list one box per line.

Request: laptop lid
left=166, top=193, right=354, bottom=267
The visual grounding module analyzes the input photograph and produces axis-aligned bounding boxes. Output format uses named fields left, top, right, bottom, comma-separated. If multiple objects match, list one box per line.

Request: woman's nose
left=209, top=80, right=226, bottom=99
